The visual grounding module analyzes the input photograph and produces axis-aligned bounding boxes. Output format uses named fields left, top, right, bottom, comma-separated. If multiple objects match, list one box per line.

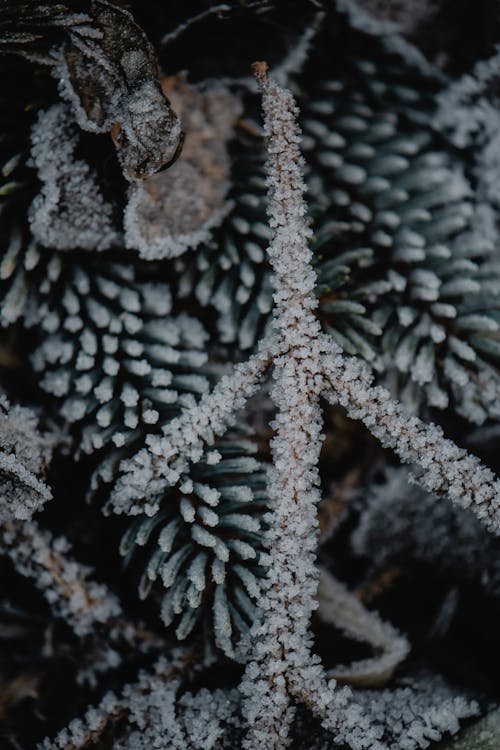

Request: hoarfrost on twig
left=2, top=519, right=122, bottom=637
left=321, top=340, right=500, bottom=534
left=110, top=338, right=272, bottom=516
left=39, top=650, right=199, bottom=750
left=50, top=48, right=500, bottom=748
left=0, top=397, right=54, bottom=521
left=240, top=62, right=384, bottom=750
left=107, top=59, right=500, bottom=749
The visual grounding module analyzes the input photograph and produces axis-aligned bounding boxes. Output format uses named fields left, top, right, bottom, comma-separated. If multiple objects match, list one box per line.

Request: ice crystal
left=351, top=672, right=480, bottom=750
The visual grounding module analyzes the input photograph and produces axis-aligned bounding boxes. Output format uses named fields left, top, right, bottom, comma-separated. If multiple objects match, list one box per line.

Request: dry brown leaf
left=124, top=74, right=241, bottom=260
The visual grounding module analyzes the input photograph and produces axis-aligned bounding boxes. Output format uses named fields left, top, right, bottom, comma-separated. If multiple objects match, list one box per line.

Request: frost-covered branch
left=321, top=339, right=500, bottom=534
left=2, top=519, right=119, bottom=637
left=241, top=63, right=382, bottom=750
left=0, top=398, right=54, bottom=521
left=1, top=518, right=165, bottom=677
left=110, top=338, right=273, bottom=516
left=39, top=650, right=198, bottom=750
left=160, top=4, right=231, bottom=46
left=241, top=62, right=327, bottom=748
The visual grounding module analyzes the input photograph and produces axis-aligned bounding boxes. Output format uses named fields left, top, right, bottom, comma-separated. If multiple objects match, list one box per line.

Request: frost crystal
left=0, top=396, right=54, bottom=521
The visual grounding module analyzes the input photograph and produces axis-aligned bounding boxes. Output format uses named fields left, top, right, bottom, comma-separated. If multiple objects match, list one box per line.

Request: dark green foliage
left=29, top=256, right=213, bottom=496
left=175, top=12, right=500, bottom=422
left=119, top=435, right=268, bottom=657
left=1, top=7, right=500, bottom=733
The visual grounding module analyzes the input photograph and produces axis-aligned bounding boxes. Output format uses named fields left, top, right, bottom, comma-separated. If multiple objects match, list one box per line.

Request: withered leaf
left=60, top=0, right=183, bottom=180
left=0, top=1, right=183, bottom=180
left=124, top=74, right=242, bottom=259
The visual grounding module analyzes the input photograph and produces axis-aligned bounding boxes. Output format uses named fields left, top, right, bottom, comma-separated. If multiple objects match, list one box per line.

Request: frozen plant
left=1, top=3, right=500, bottom=749
left=124, top=76, right=242, bottom=260
left=106, top=62, right=500, bottom=748
left=0, top=395, right=54, bottom=522
left=173, top=13, right=500, bottom=425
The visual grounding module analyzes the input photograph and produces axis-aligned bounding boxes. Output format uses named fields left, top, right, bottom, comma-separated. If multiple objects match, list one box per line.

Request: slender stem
left=321, top=337, right=500, bottom=534
left=241, top=63, right=332, bottom=749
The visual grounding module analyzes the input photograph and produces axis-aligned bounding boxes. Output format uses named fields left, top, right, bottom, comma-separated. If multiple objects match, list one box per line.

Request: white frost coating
left=109, top=339, right=272, bottom=515
left=353, top=671, right=479, bottom=750
left=29, top=104, right=119, bottom=252
left=39, top=658, right=478, bottom=750
left=240, top=64, right=384, bottom=750
left=39, top=653, right=197, bottom=750
left=434, top=46, right=500, bottom=219
left=0, top=398, right=54, bottom=521
left=0, top=451, right=52, bottom=520
left=2, top=520, right=122, bottom=637
left=434, top=46, right=500, bottom=149
left=125, top=185, right=230, bottom=260
left=317, top=569, right=410, bottom=687
left=321, top=338, right=500, bottom=534
left=350, top=0, right=440, bottom=35
left=32, top=263, right=211, bottom=470
left=335, top=0, right=445, bottom=79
